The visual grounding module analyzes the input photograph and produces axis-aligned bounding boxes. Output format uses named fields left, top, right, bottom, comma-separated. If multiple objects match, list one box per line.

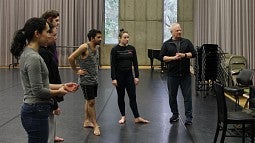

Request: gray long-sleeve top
left=19, top=47, right=52, bottom=104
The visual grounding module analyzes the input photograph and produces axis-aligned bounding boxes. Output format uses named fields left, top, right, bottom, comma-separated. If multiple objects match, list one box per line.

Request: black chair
left=224, top=69, right=253, bottom=110
left=244, top=86, right=255, bottom=109
left=8, top=56, right=19, bottom=69
left=214, top=82, right=255, bottom=143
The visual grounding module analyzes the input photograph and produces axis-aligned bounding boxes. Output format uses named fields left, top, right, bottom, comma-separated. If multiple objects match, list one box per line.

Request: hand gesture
left=53, top=108, right=61, bottom=115
left=77, top=69, right=88, bottom=75
left=58, top=86, right=68, bottom=96
left=176, top=53, right=185, bottom=59
left=63, top=82, right=79, bottom=92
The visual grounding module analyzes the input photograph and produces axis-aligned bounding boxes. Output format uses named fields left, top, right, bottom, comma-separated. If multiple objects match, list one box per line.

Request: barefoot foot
left=83, top=121, right=94, bottom=128
left=93, top=126, right=100, bottom=136
left=134, top=117, right=149, bottom=124
left=54, top=136, right=64, bottom=142
left=118, top=116, right=126, bottom=124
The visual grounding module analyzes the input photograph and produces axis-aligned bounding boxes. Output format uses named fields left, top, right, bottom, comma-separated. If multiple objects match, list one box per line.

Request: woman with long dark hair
left=10, top=17, right=78, bottom=143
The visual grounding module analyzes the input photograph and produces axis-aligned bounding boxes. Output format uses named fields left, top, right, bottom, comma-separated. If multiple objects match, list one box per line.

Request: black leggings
left=116, top=71, right=140, bottom=118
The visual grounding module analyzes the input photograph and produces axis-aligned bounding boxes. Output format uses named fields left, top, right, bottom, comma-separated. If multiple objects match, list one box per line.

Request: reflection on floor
left=0, top=68, right=246, bottom=143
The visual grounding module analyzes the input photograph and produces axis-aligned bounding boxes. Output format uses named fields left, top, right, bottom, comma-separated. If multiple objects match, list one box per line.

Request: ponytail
left=10, top=29, right=26, bottom=59
left=10, top=17, right=47, bottom=58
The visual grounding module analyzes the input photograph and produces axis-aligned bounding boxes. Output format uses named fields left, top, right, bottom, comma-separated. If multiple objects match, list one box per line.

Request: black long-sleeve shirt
left=39, top=45, right=63, bottom=110
left=160, top=37, right=197, bottom=76
left=110, top=44, right=139, bottom=80
left=39, top=45, right=61, bottom=84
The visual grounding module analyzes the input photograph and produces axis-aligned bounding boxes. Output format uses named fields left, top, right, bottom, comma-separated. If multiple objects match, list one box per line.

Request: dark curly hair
left=41, top=10, right=59, bottom=22
left=87, top=29, right=102, bottom=41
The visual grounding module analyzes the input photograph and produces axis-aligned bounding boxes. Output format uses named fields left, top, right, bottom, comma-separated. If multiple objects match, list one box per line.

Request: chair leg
left=220, top=123, right=227, bottom=143
left=251, top=123, right=254, bottom=143
left=242, top=124, right=245, bottom=143
left=214, top=122, right=220, bottom=143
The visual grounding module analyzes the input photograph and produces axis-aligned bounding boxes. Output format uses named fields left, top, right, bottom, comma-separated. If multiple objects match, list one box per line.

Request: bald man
left=160, top=23, right=197, bottom=125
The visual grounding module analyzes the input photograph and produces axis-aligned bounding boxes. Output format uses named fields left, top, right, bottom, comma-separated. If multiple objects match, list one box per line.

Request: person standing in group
left=160, top=23, right=197, bottom=125
left=68, top=29, right=102, bottom=136
left=110, top=29, right=149, bottom=124
left=41, top=10, right=60, bottom=27
left=38, top=22, right=64, bottom=142
left=39, top=10, right=64, bottom=143
left=41, top=10, right=60, bottom=64
left=41, top=10, right=63, bottom=143
left=10, top=17, right=78, bottom=143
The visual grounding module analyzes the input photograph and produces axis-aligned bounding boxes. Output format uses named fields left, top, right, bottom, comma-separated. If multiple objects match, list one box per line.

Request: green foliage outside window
left=104, top=0, right=176, bottom=43
left=164, top=0, right=177, bottom=42
left=105, top=0, right=119, bottom=44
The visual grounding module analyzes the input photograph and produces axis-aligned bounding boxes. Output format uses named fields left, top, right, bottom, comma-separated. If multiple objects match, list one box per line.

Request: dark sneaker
left=169, top=115, right=179, bottom=122
left=185, top=120, right=192, bottom=125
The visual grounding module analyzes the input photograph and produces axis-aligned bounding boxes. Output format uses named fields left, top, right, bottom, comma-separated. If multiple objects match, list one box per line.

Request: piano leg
left=150, top=58, right=154, bottom=70
left=160, top=61, right=165, bottom=73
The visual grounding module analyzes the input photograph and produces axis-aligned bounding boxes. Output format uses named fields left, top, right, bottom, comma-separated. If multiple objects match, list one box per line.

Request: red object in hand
left=64, top=83, right=79, bottom=92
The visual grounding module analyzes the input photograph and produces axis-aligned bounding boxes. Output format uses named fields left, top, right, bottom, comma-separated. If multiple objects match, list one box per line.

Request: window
left=104, top=0, right=176, bottom=43
left=104, top=0, right=119, bottom=44
left=163, top=0, right=177, bottom=42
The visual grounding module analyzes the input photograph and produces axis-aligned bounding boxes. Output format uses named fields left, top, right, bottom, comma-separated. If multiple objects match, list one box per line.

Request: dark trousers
left=21, top=103, right=51, bottom=143
left=167, top=74, right=193, bottom=119
left=116, top=71, right=140, bottom=118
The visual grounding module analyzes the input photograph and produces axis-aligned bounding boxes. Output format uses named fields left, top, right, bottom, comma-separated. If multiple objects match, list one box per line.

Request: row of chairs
left=224, top=69, right=254, bottom=110
left=214, top=82, right=255, bottom=143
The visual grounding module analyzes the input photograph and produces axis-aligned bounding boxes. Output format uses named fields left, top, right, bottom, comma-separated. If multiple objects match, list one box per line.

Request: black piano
left=147, top=49, right=166, bottom=72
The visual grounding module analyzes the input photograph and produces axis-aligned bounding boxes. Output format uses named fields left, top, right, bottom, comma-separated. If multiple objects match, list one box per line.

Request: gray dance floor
left=0, top=68, right=245, bottom=143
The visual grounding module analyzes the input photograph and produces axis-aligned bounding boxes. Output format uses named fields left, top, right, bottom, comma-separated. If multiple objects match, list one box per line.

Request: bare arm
left=185, top=52, right=192, bottom=58
left=49, top=84, right=63, bottom=90
left=163, top=55, right=178, bottom=62
left=68, top=44, right=88, bottom=74
left=49, top=83, right=79, bottom=94
left=163, top=52, right=192, bottom=62
left=176, top=52, right=192, bottom=58
left=50, top=86, right=67, bottom=97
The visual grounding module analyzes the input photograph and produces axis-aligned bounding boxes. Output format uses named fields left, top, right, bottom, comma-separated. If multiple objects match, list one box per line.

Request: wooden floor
left=0, top=68, right=247, bottom=143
